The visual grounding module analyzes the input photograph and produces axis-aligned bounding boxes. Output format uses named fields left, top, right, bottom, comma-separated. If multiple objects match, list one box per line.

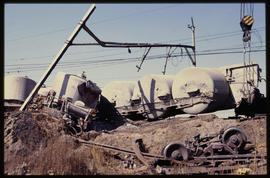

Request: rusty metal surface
left=75, top=136, right=266, bottom=175
left=133, top=138, right=156, bottom=174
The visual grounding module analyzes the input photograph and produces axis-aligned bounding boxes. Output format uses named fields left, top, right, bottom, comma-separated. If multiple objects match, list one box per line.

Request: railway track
left=75, top=137, right=267, bottom=175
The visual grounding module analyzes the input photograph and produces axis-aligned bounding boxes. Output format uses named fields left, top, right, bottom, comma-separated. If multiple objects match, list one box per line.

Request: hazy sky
left=4, top=3, right=266, bottom=117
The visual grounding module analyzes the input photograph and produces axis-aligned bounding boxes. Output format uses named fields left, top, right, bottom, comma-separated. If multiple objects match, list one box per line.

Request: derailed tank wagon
left=24, top=61, right=264, bottom=128
left=102, top=62, right=265, bottom=120
left=44, top=72, right=103, bottom=131
left=48, top=72, right=101, bottom=108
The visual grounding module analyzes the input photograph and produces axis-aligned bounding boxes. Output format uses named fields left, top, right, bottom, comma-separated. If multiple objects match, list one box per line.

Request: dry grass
left=27, top=135, right=94, bottom=175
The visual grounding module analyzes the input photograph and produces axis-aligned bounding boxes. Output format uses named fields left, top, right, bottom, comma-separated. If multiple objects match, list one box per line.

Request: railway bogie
left=108, top=63, right=264, bottom=119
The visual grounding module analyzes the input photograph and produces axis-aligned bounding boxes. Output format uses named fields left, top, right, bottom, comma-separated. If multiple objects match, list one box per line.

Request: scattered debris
left=4, top=106, right=266, bottom=175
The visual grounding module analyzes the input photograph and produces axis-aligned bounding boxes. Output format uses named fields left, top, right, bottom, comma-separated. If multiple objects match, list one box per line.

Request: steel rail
left=76, top=138, right=164, bottom=159
left=76, top=137, right=267, bottom=162
left=133, top=138, right=157, bottom=174
left=76, top=137, right=267, bottom=175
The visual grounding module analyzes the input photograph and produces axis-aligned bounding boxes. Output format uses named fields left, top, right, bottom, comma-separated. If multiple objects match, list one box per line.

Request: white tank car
left=52, top=72, right=101, bottom=108
left=132, top=74, right=175, bottom=119
left=102, top=81, right=136, bottom=107
left=172, top=67, right=234, bottom=114
left=52, top=72, right=86, bottom=103
left=4, top=75, right=36, bottom=102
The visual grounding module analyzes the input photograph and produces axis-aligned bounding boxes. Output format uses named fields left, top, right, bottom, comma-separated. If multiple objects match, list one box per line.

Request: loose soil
left=3, top=106, right=267, bottom=175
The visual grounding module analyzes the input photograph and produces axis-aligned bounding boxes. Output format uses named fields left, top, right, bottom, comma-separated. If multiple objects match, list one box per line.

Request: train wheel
left=161, top=141, right=190, bottom=161
left=222, top=126, right=247, bottom=152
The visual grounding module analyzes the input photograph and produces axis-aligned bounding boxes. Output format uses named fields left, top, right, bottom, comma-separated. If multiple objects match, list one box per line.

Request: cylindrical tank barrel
left=51, top=72, right=87, bottom=104
left=172, top=67, right=232, bottom=114
left=4, top=75, right=36, bottom=102
left=102, top=81, right=136, bottom=107
left=51, top=72, right=101, bottom=108
left=132, top=74, right=175, bottom=119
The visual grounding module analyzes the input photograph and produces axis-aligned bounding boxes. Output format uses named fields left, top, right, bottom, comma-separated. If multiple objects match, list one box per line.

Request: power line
left=5, top=49, right=265, bottom=73
left=5, top=45, right=265, bottom=67
left=5, top=48, right=142, bottom=67
left=6, top=48, right=121, bottom=61
left=5, top=27, right=265, bottom=62
left=5, top=46, right=265, bottom=69
left=164, top=27, right=264, bottom=43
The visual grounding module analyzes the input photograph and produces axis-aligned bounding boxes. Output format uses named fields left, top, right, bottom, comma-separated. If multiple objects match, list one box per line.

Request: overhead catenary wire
left=5, top=27, right=265, bottom=62
left=5, top=45, right=265, bottom=67
left=7, top=48, right=121, bottom=61
left=5, top=49, right=265, bottom=73
left=5, top=48, right=265, bottom=70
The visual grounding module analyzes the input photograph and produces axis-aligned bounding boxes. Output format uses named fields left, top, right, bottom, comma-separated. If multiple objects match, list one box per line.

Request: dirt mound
left=4, top=111, right=66, bottom=174
left=4, top=109, right=267, bottom=175
left=4, top=109, right=129, bottom=175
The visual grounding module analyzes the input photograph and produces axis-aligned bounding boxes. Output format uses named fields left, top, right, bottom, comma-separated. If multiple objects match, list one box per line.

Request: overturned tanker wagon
left=43, top=62, right=265, bottom=127
left=102, top=62, right=266, bottom=120
left=44, top=71, right=123, bottom=131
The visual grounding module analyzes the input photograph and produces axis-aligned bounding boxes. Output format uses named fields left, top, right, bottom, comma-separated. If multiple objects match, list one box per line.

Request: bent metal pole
left=19, top=4, right=96, bottom=111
